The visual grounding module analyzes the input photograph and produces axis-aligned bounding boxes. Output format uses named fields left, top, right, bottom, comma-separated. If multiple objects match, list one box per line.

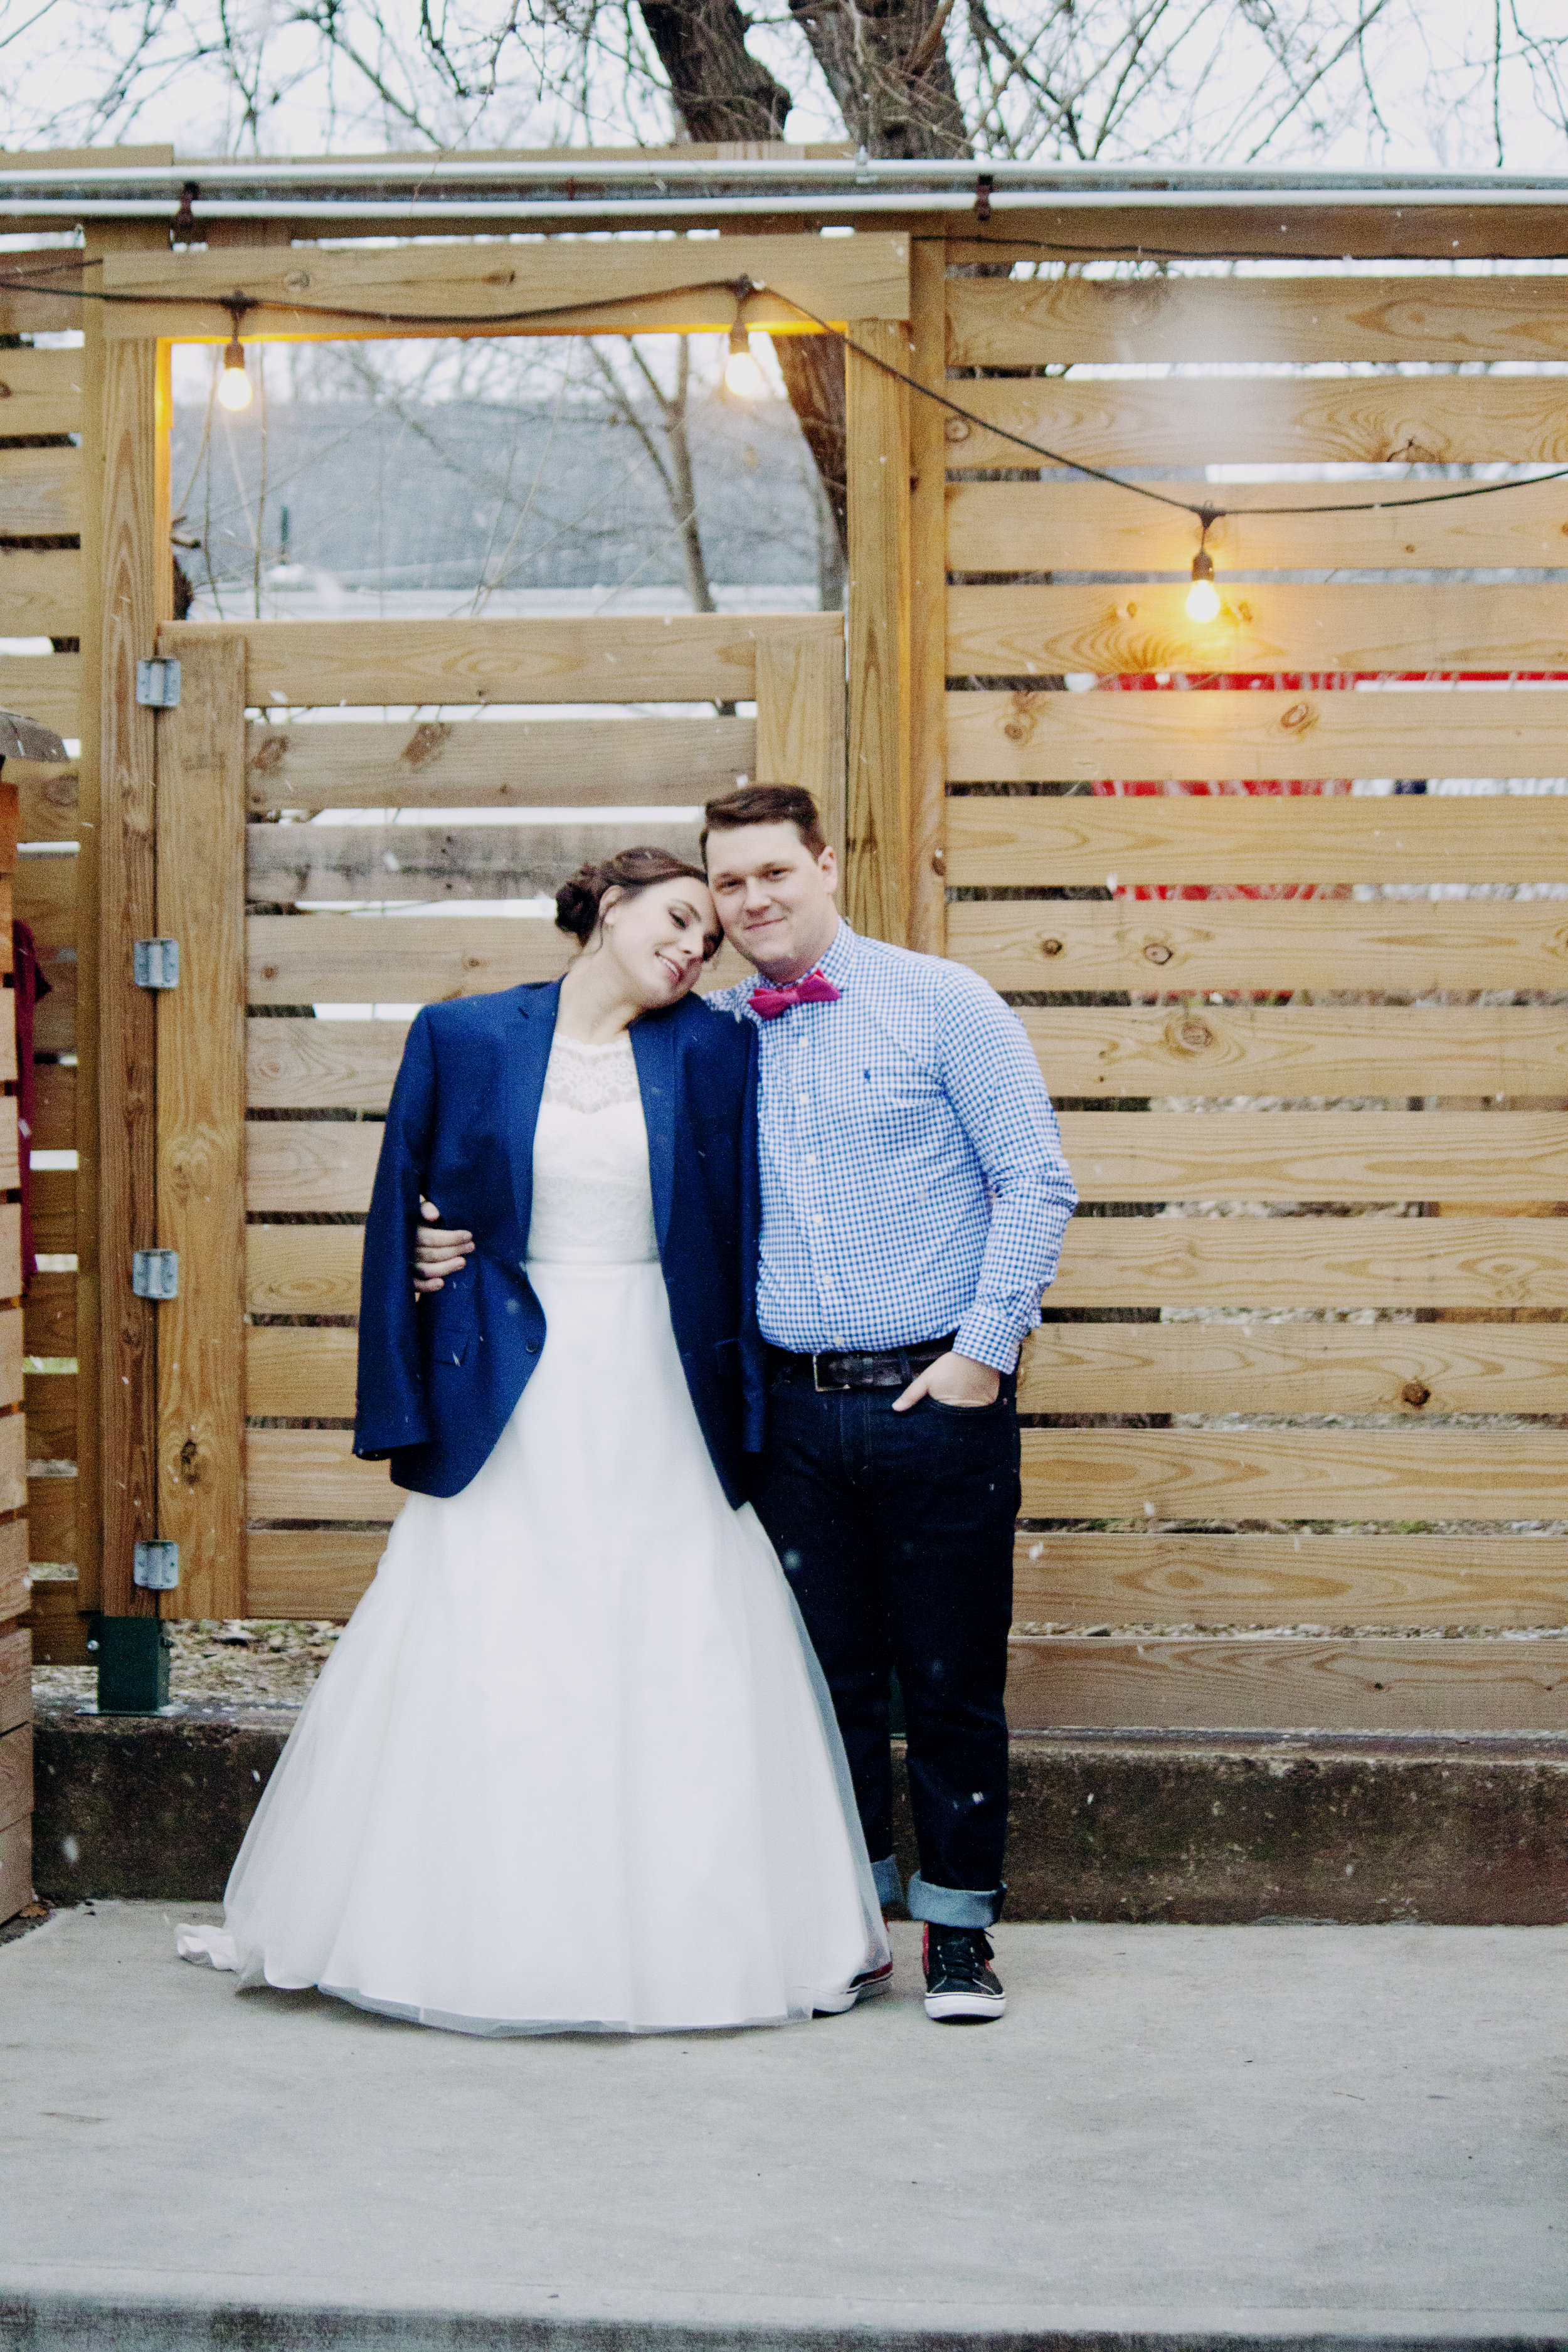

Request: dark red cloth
left=12, top=920, right=51, bottom=1291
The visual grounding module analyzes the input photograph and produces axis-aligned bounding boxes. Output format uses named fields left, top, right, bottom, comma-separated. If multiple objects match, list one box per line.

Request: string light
left=216, top=330, right=253, bottom=411
left=1185, top=544, right=1220, bottom=625
left=723, top=273, right=765, bottom=398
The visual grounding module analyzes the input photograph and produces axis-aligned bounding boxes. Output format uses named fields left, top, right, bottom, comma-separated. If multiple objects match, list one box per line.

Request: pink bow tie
left=751, top=971, right=842, bottom=1021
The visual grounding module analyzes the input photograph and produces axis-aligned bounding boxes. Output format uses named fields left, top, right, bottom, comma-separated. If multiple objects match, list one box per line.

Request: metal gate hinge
left=134, top=938, right=179, bottom=990
left=133, top=1540, right=180, bottom=1591
left=135, top=657, right=181, bottom=709
left=131, top=1249, right=179, bottom=1300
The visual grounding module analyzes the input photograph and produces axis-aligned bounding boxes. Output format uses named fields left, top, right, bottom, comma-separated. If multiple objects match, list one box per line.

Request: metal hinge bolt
left=133, top=1540, right=180, bottom=1591
left=135, top=658, right=181, bottom=708
left=131, top=1249, right=179, bottom=1300
left=134, top=939, right=179, bottom=990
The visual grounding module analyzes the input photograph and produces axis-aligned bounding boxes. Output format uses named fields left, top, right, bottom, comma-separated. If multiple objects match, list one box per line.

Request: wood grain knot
left=930, top=849, right=946, bottom=877
left=179, top=1436, right=200, bottom=1485
left=283, top=270, right=312, bottom=292
left=401, top=723, right=453, bottom=770
left=1279, top=699, right=1316, bottom=735
left=1039, top=937, right=1064, bottom=958
left=260, top=963, right=278, bottom=981
left=1172, top=1017, right=1214, bottom=1052
left=1401, top=1381, right=1432, bottom=1409
left=943, top=417, right=970, bottom=442
left=1143, top=940, right=1175, bottom=966
left=0, top=383, right=11, bottom=400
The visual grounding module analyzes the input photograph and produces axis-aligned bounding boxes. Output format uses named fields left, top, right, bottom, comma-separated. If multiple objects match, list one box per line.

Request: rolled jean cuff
left=872, top=1855, right=904, bottom=1911
left=907, top=1873, right=1004, bottom=1929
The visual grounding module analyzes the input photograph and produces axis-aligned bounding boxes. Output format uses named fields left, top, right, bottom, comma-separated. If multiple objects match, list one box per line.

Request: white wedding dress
left=179, top=1031, right=888, bottom=2033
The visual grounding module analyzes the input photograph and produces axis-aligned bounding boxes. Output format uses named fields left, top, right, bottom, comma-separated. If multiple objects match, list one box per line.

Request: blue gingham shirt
left=707, top=921, right=1078, bottom=1372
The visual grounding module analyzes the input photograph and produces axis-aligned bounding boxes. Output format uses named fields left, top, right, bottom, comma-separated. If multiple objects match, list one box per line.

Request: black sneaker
left=922, top=1925, right=1005, bottom=2021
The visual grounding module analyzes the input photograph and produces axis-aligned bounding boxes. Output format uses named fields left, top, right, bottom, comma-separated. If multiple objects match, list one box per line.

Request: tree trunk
left=635, top=0, right=793, bottom=140
left=795, top=0, right=972, bottom=158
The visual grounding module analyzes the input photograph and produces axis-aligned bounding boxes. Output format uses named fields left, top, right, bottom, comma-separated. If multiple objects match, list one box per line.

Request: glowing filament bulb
left=218, top=335, right=253, bottom=411
left=1185, top=544, right=1220, bottom=624
left=724, top=326, right=765, bottom=398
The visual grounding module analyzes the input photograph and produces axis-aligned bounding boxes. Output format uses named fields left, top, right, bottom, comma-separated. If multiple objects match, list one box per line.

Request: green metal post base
left=92, top=1616, right=172, bottom=1715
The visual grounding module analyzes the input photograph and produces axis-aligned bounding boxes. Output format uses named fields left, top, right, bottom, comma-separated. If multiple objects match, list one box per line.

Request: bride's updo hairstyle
left=554, top=845, right=719, bottom=958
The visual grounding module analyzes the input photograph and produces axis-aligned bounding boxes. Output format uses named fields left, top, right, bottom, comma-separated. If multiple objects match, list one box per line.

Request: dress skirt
left=179, top=1254, right=888, bottom=2035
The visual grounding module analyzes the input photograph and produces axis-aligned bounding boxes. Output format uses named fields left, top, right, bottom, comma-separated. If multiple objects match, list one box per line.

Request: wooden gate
left=921, top=262, right=1568, bottom=1732
left=149, top=612, right=844, bottom=1621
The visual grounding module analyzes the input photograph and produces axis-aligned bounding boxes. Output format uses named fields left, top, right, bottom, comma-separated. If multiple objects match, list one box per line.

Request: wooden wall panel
left=246, top=1224, right=362, bottom=1315
left=246, top=1123, right=380, bottom=1215
left=1053, top=1112, right=1567, bottom=1205
left=246, top=1528, right=382, bottom=1619
left=247, top=818, right=701, bottom=903
left=1012, top=1532, right=1568, bottom=1631
left=0, top=345, right=83, bottom=437
left=246, top=715, right=755, bottom=812
left=0, top=549, right=80, bottom=638
left=756, top=630, right=847, bottom=872
left=247, top=1326, right=355, bottom=1419
left=0, top=657, right=80, bottom=739
left=844, top=320, right=911, bottom=941
left=249, top=1018, right=408, bottom=1111
left=13, top=764, right=82, bottom=845
left=0, top=448, right=80, bottom=536
left=1019, top=1428, right=1568, bottom=1520
left=246, top=1429, right=395, bottom=1521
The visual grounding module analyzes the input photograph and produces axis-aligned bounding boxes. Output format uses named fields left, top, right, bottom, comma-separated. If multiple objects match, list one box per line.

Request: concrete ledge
left=30, top=1698, right=1568, bottom=1922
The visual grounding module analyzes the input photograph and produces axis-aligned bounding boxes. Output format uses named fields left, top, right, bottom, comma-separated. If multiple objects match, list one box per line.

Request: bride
left=179, top=846, right=889, bottom=2033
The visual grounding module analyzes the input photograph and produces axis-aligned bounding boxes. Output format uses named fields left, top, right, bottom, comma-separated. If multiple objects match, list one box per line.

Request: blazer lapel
left=508, top=979, right=562, bottom=1247
left=631, top=1010, right=675, bottom=1256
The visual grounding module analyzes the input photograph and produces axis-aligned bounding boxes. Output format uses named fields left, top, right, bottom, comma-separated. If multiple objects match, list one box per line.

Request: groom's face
left=704, top=822, right=839, bottom=978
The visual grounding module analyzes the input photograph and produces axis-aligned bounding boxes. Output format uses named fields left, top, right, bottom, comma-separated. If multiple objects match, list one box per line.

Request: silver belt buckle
left=812, top=1351, right=852, bottom=1393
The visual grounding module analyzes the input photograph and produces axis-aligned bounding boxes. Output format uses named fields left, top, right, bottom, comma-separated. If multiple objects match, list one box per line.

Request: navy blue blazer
left=352, top=980, right=764, bottom=1506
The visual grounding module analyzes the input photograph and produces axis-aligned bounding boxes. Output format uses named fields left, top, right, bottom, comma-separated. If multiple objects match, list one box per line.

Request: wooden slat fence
left=940, top=263, right=1568, bottom=1734
left=147, top=612, right=845, bottom=1622
left=2, top=336, right=87, bottom=1671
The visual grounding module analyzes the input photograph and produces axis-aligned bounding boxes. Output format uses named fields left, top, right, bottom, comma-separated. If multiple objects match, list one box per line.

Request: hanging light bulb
left=217, top=333, right=253, bottom=411
left=1185, top=543, right=1220, bottom=625
left=724, top=322, right=765, bottom=399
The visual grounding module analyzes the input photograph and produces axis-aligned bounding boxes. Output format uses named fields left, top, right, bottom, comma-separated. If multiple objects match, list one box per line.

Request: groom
left=416, top=785, right=1077, bottom=2022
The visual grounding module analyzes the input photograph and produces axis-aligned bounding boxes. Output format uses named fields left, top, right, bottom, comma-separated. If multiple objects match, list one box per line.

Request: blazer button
left=526, top=1338, right=540, bottom=1354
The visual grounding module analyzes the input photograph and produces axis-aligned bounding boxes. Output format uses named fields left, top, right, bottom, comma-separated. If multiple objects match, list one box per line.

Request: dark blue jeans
left=753, top=1364, right=1019, bottom=1928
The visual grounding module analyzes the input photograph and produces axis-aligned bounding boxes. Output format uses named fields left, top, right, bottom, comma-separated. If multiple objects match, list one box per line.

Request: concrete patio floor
left=1, top=1903, right=1564, bottom=2350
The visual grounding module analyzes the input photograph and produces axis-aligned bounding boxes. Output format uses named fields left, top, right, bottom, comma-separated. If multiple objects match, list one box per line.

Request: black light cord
left=6, top=260, right=1568, bottom=537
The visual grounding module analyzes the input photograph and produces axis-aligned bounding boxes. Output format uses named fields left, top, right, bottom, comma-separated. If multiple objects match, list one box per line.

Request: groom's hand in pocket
left=413, top=1196, right=475, bottom=1295
left=893, top=1351, right=1001, bottom=1413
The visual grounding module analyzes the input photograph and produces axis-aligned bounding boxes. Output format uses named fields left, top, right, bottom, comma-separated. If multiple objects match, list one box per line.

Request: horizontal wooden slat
left=0, top=1207, right=22, bottom=1304
left=1018, top=1320, right=1568, bottom=1414
left=249, top=1019, right=408, bottom=1111
left=0, top=656, right=77, bottom=741
left=1002, top=1634, right=1568, bottom=1734
left=247, top=1428, right=396, bottom=1520
left=1020, top=1428, right=1568, bottom=1518
left=248, top=818, right=701, bottom=903
left=948, top=274, right=1568, bottom=368
left=247, top=716, right=755, bottom=812
left=945, top=208, right=1568, bottom=267
left=245, top=1528, right=382, bottom=1619
left=11, top=854, right=70, bottom=946
left=247, top=913, right=746, bottom=1004
left=0, top=1814, right=29, bottom=1920
left=24, top=1271, right=75, bottom=1356
left=30, top=1063, right=73, bottom=1152
left=246, top=1224, right=362, bottom=1315
left=0, top=1719, right=34, bottom=1839
left=169, top=615, right=836, bottom=711
left=0, top=1518, right=26, bottom=1623
left=1054, top=1111, right=1567, bottom=1205
left=32, top=960, right=73, bottom=1054
left=1051, top=1215, right=1568, bottom=1310
left=1012, top=1532, right=1568, bottom=1630
left=0, top=1415, right=28, bottom=1515
left=947, top=686, right=1568, bottom=785
left=23, top=1374, right=74, bottom=1460
left=949, top=789, right=1568, bottom=886
left=947, top=585, right=1568, bottom=687
left=946, top=478, right=1568, bottom=578
left=247, top=1325, right=355, bottom=1419
left=0, top=1098, right=24, bottom=1192
left=0, top=1624, right=27, bottom=1739
left=942, top=374, right=1568, bottom=471
left=103, top=235, right=911, bottom=341
left=950, top=898, right=1568, bottom=993
left=11, top=765, right=80, bottom=844
left=0, top=447, right=79, bottom=536
left=0, top=549, right=77, bottom=638
left=246, top=1123, right=380, bottom=1214
left=0, top=345, right=83, bottom=437
left=1025, top=1005, right=1568, bottom=1100
left=0, top=1310, right=23, bottom=1407
left=26, top=1476, right=73, bottom=1562
left=23, top=1577, right=91, bottom=1664
left=29, top=1170, right=74, bottom=1257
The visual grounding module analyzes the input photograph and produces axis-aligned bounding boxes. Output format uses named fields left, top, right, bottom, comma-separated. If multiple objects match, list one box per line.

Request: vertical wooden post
left=96, top=334, right=171, bottom=1619
left=0, top=760, right=31, bottom=1919
left=155, top=636, right=248, bottom=1618
left=755, top=628, right=845, bottom=858
left=74, top=228, right=165, bottom=1618
left=844, top=319, right=911, bottom=944
left=906, top=233, right=949, bottom=958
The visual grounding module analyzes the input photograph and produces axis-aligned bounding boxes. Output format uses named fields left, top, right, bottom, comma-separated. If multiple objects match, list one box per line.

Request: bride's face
left=598, top=877, right=721, bottom=1006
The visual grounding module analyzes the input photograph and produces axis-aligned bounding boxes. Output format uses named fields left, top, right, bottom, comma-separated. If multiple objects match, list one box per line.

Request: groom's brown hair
left=700, top=783, right=827, bottom=862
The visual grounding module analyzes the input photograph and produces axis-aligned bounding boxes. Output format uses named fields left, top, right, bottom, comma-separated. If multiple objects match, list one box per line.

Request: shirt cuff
left=952, top=1305, right=1032, bottom=1376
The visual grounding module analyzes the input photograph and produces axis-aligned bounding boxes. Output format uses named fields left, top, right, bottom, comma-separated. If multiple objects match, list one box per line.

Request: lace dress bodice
left=528, top=1032, right=657, bottom=1266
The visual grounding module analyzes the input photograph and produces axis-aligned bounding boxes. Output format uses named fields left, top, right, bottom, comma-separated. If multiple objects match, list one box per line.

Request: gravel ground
left=33, top=1619, right=342, bottom=1712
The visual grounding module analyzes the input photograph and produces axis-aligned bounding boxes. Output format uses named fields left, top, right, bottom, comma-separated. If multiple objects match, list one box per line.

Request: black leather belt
left=769, top=1335, right=958, bottom=1393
